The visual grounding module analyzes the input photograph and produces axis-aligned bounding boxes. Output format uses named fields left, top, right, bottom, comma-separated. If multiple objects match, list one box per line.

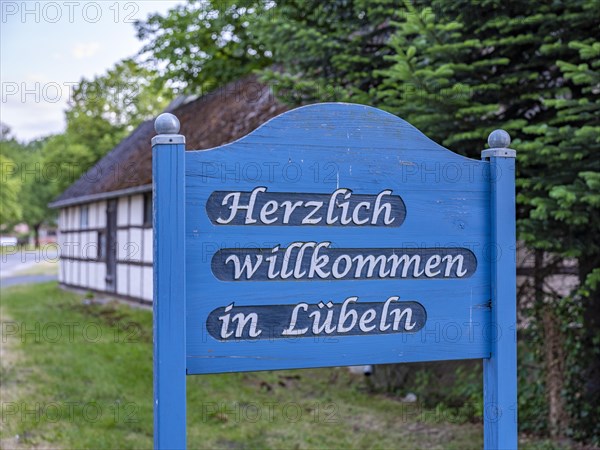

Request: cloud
left=72, top=42, right=101, bottom=59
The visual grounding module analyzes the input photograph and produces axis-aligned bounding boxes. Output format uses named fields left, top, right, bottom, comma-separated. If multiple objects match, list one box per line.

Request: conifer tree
left=257, top=0, right=399, bottom=104
left=137, top=0, right=599, bottom=442
left=374, top=0, right=599, bottom=441
left=261, top=0, right=599, bottom=442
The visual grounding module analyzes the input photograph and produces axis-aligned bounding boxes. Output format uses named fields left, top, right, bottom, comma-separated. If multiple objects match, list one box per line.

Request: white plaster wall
left=58, top=197, right=154, bottom=301
left=63, top=259, right=70, bottom=284
left=142, top=266, right=153, bottom=301
left=89, top=202, right=98, bottom=228
left=117, top=196, right=129, bottom=226
left=58, top=256, right=65, bottom=283
left=143, top=229, right=153, bottom=263
left=129, top=265, right=142, bottom=298
left=69, top=206, right=78, bottom=229
left=65, top=233, right=78, bottom=259
left=59, top=202, right=104, bottom=289
left=84, top=231, right=98, bottom=260
left=90, top=262, right=98, bottom=291
left=74, top=231, right=83, bottom=258
left=74, top=206, right=79, bottom=229
left=129, top=228, right=142, bottom=262
left=117, top=230, right=128, bottom=261
left=80, top=231, right=89, bottom=260
left=97, top=201, right=107, bottom=228
left=130, top=195, right=143, bottom=226
left=80, top=261, right=89, bottom=288
left=117, top=263, right=128, bottom=296
left=59, top=209, right=66, bottom=229
left=65, top=259, right=73, bottom=285
left=57, top=208, right=66, bottom=283
left=57, top=227, right=66, bottom=255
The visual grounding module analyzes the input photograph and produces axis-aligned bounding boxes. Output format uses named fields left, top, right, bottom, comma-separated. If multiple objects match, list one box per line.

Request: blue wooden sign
left=152, top=103, right=517, bottom=449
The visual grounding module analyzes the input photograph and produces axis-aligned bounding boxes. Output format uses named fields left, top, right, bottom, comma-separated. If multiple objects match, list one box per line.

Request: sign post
left=152, top=104, right=518, bottom=449
left=152, top=114, right=187, bottom=450
left=482, top=131, right=518, bottom=448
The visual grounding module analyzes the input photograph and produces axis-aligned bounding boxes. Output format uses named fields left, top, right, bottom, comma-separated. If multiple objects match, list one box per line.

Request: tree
left=518, top=37, right=600, bottom=441
left=375, top=1, right=599, bottom=440
left=115, top=0, right=600, bottom=441
left=18, top=135, right=95, bottom=246
left=257, top=0, right=399, bottom=104
left=0, top=125, right=26, bottom=228
left=135, top=0, right=272, bottom=93
left=66, top=58, right=172, bottom=159
left=0, top=59, right=171, bottom=244
left=0, top=125, right=53, bottom=239
left=38, top=58, right=172, bottom=238
left=41, top=135, right=96, bottom=199
left=0, top=154, right=22, bottom=226
left=258, top=0, right=599, bottom=442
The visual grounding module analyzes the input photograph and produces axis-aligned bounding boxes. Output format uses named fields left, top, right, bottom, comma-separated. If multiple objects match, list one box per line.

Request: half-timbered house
left=49, top=77, right=287, bottom=303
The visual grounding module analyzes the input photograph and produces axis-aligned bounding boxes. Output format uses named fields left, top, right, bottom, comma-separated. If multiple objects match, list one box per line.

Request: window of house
left=80, top=205, right=89, bottom=229
left=143, top=192, right=152, bottom=226
left=97, top=231, right=106, bottom=260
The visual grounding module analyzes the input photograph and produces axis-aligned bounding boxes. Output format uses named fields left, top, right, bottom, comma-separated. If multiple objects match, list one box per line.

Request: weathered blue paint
left=483, top=153, right=518, bottom=449
left=184, top=103, right=492, bottom=374
left=153, top=135, right=186, bottom=449
left=153, top=103, right=517, bottom=449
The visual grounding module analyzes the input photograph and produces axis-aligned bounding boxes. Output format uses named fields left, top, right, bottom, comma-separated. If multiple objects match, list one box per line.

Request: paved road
left=0, top=246, right=59, bottom=287
left=1, top=245, right=58, bottom=276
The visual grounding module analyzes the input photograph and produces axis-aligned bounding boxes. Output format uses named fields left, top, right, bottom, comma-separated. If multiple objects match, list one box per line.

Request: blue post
left=482, top=130, right=518, bottom=449
left=153, top=113, right=186, bottom=449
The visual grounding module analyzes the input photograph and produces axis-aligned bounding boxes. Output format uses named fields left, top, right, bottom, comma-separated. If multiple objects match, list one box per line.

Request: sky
left=1, top=0, right=184, bottom=142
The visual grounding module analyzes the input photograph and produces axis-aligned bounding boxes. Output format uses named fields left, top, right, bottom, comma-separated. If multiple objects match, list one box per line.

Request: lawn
left=0, top=283, right=566, bottom=449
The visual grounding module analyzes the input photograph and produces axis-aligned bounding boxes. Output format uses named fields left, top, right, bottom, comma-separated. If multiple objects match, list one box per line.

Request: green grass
left=0, top=283, right=569, bottom=449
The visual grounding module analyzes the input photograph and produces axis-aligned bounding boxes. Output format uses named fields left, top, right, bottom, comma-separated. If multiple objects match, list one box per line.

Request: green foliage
left=39, top=135, right=96, bottom=205
left=518, top=334, right=551, bottom=434
left=0, top=58, right=171, bottom=235
left=256, top=0, right=399, bottom=104
left=1, top=283, right=486, bottom=449
left=2, top=282, right=569, bottom=449
left=409, top=363, right=483, bottom=423
left=0, top=132, right=57, bottom=233
left=19, top=154, right=56, bottom=233
left=1, top=0, right=594, bottom=442
left=0, top=154, right=22, bottom=226
left=136, top=0, right=272, bottom=93
left=66, top=58, right=172, bottom=159
left=252, top=0, right=599, bottom=443
left=0, top=125, right=46, bottom=228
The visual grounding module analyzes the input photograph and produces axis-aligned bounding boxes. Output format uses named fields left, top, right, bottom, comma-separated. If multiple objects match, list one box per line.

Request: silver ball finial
left=154, top=113, right=180, bottom=135
left=488, top=129, right=511, bottom=148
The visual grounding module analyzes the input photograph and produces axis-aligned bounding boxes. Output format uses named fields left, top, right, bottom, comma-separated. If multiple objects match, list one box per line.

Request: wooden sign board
left=152, top=103, right=517, bottom=449
left=185, top=104, right=491, bottom=373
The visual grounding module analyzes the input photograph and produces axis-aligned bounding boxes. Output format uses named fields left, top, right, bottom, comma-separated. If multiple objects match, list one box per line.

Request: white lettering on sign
left=214, top=242, right=474, bottom=281
left=207, top=296, right=426, bottom=341
left=211, top=187, right=400, bottom=226
left=217, top=304, right=262, bottom=339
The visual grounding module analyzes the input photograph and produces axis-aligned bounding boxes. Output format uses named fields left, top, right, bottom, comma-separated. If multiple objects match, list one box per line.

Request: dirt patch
left=61, top=299, right=151, bottom=343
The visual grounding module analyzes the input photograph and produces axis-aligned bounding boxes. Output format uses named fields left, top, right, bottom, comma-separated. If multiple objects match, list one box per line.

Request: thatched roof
left=50, top=76, right=288, bottom=208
